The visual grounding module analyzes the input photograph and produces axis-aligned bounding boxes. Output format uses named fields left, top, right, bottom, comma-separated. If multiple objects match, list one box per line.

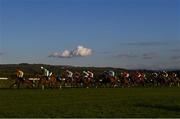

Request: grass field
left=0, top=88, right=180, bottom=118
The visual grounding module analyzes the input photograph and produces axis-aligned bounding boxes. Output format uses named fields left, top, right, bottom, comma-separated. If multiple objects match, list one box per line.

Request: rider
left=153, top=72, right=158, bottom=77
left=16, top=69, right=24, bottom=80
left=172, top=72, right=177, bottom=77
left=124, top=71, right=130, bottom=78
left=137, top=71, right=142, bottom=78
left=40, top=66, right=52, bottom=80
left=162, top=71, right=168, bottom=78
left=83, top=70, right=89, bottom=79
left=87, top=70, right=94, bottom=79
left=66, top=70, right=73, bottom=81
left=108, top=70, right=115, bottom=77
left=56, top=72, right=61, bottom=81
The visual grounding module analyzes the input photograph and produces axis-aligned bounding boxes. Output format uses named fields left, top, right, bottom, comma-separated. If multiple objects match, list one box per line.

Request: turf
left=0, top=88, right=180, bottom=118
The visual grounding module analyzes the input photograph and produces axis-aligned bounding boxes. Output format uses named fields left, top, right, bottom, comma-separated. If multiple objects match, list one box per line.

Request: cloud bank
left=170, top=55, right=180, bottom=60
left=142, top=53, right=157, bottom=59
left=123, top=41, right=170, bottom=46
left=116, top=52, right=157, bottom=60
left=49, top=45, right=92, bottom=58
left=116, top=54, right=138, bottom=58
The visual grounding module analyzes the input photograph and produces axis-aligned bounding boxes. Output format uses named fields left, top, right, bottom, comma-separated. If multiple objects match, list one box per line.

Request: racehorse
left=73, top=72, right=83, bottom=87
left=97, top=71, right=118, bottom=88
left=168, top=72, right=179, bottom=87
left=83, top=75, right=95, bottom=88
left=119, top=71, right=131, bottom=87
left=37, top=73, right=57, bottom=89
left=148, top=72, right=159, bottom=87
left=9, top=77, right=36, bottom=89
left=158, top=71, right=171, bottom=87
left=131, top=71, right=145, bottom=87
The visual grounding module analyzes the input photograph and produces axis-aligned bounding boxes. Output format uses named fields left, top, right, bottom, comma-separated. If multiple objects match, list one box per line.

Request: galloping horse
left=98, top=71, right=118, bottom=88
left=119, top=71, right=131, bottom=87
left=38, top=73, right=57, bottom=89
left=158, top=71, right=171, bottom=87
left=131, top=71, right=145, bottom=87
left=148, top=72, right=159, bottom=87
left=9, top=77, right=36, bottom=89
left=73, top=72, right=83, bottom=87
left=168, top=72, right=179, bottom=87
left=83, top=75, right=94, bottom=88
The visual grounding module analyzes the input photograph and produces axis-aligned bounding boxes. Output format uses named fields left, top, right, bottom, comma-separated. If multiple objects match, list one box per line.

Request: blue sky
left=0, top=0, right=180, bottom=69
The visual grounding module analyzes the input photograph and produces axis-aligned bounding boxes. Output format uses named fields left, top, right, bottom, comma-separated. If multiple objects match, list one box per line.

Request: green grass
left=0, top=88, right=180, bottom=118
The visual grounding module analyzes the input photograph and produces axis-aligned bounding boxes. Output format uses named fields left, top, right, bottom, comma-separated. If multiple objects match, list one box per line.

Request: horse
left=148, top=72, right=159, bottom=87
left=83, top=75, right=95, bottom=88
left=158, top=71, right=171, bottom=87
left=168, top=72, right=179, bottom=87
left=119, top=71, right=131, bottom=87
left=9, top=77, right=36, bottom=89
left=37, top=73, right=57, bottom=89
left=73, top=72, right=83, bottom=87
left=97, top=71, right=118, bottom=88
left=131, top=71, right=145, bottom=87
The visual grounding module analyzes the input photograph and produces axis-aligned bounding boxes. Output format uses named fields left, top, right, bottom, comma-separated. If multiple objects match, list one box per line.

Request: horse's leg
left=29, top=80, right=36, bottom=88
left=9, top=80, right=17, bottom=88
left=17, top=80, right=21, bottom=89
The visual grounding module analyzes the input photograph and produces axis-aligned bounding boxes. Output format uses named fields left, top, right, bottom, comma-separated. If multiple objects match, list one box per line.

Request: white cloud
left=72, top=45, right=92, bottom=57
left=49, top=45, right=92, bottom=58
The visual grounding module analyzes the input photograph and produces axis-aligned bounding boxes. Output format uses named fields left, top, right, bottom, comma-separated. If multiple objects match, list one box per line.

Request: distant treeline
left=0, top=63, right=180, bottom=78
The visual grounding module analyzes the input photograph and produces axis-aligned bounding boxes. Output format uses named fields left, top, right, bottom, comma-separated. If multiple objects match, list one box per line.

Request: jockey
left=16, top=69, right=24, bottom=80
left=162, top=71, right=168, bottom=78
left=66, top=70, right=73, bottom=80
left=56, top=72, right=61, bottom=81
left=124, top=71, right=130, bottom=78
left=40, top=66, right=52, bottom=80
left=83, top=71, right=89, bottom=78
left=87, top=70, right=94, bottom=79
left=153, top=72, right=158, bottom=77
left=142, top=73, right=146, bottom=78
left=74, top=72, right=81, bottom=78
left=108, top=70, right=115, bottom=77
left=172, top=72, right=177, bottom=77
left=137, top=71, right=142, bottom=78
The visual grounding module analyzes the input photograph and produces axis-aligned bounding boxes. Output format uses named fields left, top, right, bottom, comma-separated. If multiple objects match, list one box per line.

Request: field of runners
left=0, top=64, right=180, bottom=89
left=0, top=88, right=180, bottom=118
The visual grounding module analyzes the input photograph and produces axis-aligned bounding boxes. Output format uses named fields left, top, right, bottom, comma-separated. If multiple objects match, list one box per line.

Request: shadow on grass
left=135, top=103, right=180, bottom=113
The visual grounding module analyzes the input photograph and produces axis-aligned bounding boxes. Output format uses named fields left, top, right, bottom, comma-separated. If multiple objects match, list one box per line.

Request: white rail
left=0, top=77, right=8, bottom=80
left=28, top=78, right=40, bottom=81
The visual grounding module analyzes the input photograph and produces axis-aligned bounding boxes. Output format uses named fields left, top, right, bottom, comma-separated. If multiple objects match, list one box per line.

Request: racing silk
left=153, top=72, right=158, bottom=77
left=137, top=72, right=141, bottom=78
left=74, top=72, right=81, bottom=79
left=163, top=71, right=168, bottom=78
left=83, top=71, right=89, bottom=78
left=16, top=70, right=24, bottom=78
left=41, top=67, right=51, bottom=77
left=143, top=74, right=147, bottom=79
left=87, top=71, right=94, bottom=78
left=108, top=71, right=115, bottom=77
left=66, top=70, right=73, bottom=78
left=124, top=72, right=130, bottom=78
left=172, top=73, right=177, bottom=78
